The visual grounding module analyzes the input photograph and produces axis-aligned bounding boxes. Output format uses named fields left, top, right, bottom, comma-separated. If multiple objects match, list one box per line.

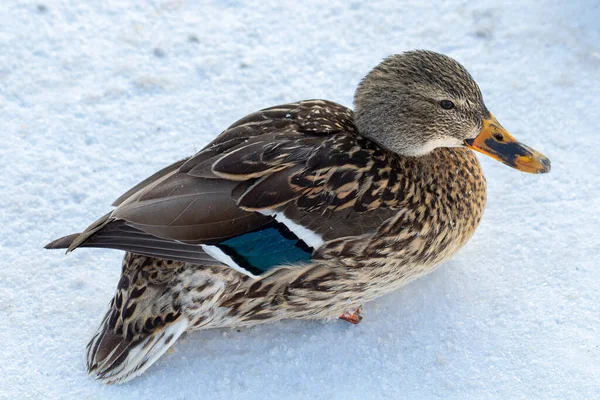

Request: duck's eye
left=440, top=100, right=455, bottom=110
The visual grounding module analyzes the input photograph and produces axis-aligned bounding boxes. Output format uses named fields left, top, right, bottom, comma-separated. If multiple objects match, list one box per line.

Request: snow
left=1, top=0, right=599, bottom=398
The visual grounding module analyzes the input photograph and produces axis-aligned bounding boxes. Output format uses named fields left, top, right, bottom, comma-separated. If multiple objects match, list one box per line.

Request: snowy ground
left=1, top=0, right=599, bottom=398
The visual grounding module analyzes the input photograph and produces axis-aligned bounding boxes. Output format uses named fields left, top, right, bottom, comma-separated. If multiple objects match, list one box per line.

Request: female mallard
left=46, top=50, right=550, bottom=384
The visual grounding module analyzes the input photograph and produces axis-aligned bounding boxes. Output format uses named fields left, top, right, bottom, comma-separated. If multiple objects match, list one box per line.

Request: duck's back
left=47, top=99, right=485, bottom=277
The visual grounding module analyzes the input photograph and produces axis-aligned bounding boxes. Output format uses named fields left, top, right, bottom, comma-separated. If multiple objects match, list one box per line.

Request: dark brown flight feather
left=46, top=100, right=409, bottom=263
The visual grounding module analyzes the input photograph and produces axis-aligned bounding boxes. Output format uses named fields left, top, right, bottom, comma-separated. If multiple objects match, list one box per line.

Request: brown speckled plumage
left=45, top=50, right=550, bottom=384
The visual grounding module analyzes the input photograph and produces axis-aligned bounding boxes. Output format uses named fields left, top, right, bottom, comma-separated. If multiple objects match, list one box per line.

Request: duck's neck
left=411, top=147, right=486, bottom=218
left=387, top=147, right=487, bottom=265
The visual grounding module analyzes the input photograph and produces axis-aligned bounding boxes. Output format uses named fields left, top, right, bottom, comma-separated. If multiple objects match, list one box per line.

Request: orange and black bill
left=465, top=114, right=551, bottom=174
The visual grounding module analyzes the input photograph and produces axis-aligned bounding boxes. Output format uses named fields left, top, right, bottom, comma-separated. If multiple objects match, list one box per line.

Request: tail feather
left=44, top=233, right=81, bottom=249
left=85, top=253, right=192, bottom=384
left=87, top=318, right=189, bottom=384
left=67, top=212, right=113, bottom=252
left=44, top=212, right=113, bottom=252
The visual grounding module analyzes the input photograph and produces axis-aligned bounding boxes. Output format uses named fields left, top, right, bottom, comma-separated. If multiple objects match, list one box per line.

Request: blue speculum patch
left=215, top=221, right=313, bottom=276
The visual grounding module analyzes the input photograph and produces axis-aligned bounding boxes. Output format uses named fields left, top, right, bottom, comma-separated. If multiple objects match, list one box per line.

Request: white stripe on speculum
left=259, top=210, right=324, bottom=249
left=201, top=244, right=258, bottom=279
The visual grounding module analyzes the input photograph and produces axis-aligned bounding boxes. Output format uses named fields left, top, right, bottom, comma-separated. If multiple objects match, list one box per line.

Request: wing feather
left=112, top=158, right=189, bottom=207
left=48, top=100, right=406, bottom=271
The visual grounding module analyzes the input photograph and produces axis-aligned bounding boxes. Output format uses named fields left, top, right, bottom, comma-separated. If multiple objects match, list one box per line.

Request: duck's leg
left=339, top=306, right=363, bottom=324
left=86, top=253, right=233, bottom=384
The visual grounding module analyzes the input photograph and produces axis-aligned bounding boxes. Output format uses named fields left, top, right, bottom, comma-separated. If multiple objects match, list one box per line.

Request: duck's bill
left=464, top=114, right=551, bottom=174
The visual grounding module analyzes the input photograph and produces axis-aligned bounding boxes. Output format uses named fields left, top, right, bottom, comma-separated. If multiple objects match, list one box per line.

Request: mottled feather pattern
left=215, top=149, right=486, bottom=325
left=53, top=96, right=487, bottom=382
left=82, top=99, right=486, bottom=333
left=86, top=254, right=243, bottom=383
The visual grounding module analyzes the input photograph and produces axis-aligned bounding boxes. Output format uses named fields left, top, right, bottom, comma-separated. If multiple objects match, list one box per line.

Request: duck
left=45, top=50, right=550, bottom=384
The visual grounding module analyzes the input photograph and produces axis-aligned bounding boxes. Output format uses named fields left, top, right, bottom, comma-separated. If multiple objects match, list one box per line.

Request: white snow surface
left=1, top=1, right=599, bottom=398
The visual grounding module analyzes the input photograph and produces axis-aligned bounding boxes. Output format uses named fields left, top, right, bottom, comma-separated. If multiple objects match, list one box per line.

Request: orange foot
left=339, top=307, right=363, bottom=324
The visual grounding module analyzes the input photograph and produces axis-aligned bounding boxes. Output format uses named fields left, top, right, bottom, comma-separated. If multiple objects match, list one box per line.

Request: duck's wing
left=47, top=100, right=404, bottom=276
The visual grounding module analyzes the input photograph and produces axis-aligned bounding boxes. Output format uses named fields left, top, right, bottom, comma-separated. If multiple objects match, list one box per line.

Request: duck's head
left=354, top=50, right=550, bottom=174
